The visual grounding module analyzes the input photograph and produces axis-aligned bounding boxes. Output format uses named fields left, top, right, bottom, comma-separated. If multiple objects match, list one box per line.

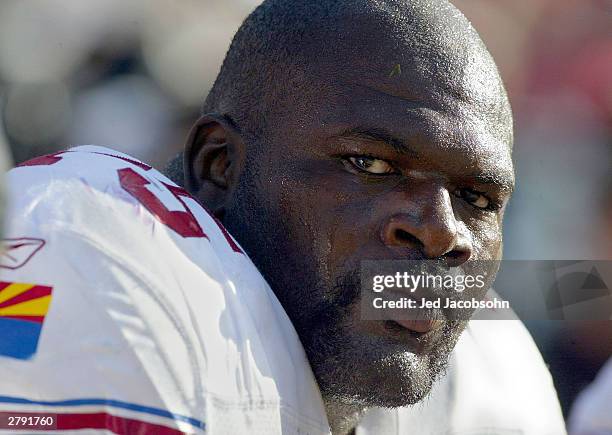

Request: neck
left=324, top=399, right=367, bottom=435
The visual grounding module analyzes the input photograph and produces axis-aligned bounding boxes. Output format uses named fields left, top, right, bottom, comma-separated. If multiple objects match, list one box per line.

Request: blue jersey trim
left=0, top=396, right=205, bottom=429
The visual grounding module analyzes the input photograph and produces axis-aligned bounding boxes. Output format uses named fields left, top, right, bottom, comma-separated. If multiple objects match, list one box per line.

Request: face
left=193, top=15, right=515, bottom=408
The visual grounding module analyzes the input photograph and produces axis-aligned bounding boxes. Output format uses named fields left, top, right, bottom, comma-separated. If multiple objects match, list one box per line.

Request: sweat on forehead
left=203, top=0, right=512, bottom=145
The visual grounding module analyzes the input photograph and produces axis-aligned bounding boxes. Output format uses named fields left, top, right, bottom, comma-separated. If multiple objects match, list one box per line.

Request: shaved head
left=181, top=1, right=515, bottom=433
left=202, top=0, right=511, bottom=147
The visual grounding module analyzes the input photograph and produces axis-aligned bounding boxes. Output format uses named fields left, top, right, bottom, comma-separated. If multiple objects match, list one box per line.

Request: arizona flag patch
left=0, top=282, right=53, bottom=359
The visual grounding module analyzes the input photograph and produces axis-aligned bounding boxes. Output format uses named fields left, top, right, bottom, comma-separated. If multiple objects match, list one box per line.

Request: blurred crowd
left=0, top=0, right=260, bottom=168
left=0, top=0, right=610, bottom=417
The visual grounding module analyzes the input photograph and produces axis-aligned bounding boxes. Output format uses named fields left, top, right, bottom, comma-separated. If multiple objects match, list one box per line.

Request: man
left=172, top=0, right=534, bottom=429
left=0, top=0, right=565, bottom=434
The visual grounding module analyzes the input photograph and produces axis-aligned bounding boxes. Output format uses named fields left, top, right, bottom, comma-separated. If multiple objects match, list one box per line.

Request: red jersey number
left=118, top=168, right=205, bottom=238
left=118, top=167, right=242, bottom=251
left=18, top=150, right=243, bottom=252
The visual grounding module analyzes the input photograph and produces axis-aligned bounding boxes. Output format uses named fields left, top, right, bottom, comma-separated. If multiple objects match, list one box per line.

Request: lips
left=394, top=319, right=444, bottom=334
left=378, top=319, right=444, bottom=352
left=375, top=291, right=444, bottom=334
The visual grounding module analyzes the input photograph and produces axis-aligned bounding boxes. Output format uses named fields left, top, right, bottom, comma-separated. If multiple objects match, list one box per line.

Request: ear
left=183, top=114, right=245, bottom=217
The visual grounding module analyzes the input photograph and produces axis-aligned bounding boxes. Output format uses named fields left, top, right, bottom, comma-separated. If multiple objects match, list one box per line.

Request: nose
left=380, top=188, right=472, bottom=266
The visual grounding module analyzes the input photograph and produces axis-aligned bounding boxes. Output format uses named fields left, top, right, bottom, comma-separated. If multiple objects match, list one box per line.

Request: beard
left=223, top=167, right=467, bottom=409
left=296, top=272, right=465, bottom=408
left=230, top=211, right=465, bottom=408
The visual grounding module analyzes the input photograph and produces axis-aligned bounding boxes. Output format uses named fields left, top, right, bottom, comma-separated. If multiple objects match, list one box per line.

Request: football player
left=1, top=0, right=566, bottom=434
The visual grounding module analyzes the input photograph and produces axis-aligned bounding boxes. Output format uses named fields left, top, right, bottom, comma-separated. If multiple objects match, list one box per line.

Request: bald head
left=184, top=0, right=515, bottom=426
left=203, top=0, right=511, bottom=147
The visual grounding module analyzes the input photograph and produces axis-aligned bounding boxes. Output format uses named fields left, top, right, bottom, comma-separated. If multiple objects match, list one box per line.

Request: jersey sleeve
left=0, top=155, right=207, bottom=434
left=0, top=147, right=331, bottom=435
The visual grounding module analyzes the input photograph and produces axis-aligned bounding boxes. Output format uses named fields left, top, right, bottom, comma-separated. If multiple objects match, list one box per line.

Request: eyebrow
left=336, top=127, right=515, bottom=193
left=336, top=127, right=420, bottom=158
left=471, top=173, right=515, bottom=194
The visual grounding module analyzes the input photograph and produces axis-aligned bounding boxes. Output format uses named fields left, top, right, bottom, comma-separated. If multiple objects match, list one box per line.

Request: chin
left=305, top=326, right=458, bottom=408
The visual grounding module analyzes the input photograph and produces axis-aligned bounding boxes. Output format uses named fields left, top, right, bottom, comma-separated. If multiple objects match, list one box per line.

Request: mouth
left=375, top=294, right=445, bottom=335
left=390, top=319, right=444, bottom=334
left=345, top=284, right=449, bottom=352
left=372, top=318, right=445, bottom=353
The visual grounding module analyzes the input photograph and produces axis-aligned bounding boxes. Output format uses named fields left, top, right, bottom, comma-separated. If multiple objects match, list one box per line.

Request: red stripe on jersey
left=17, top=153, right=64, bottom=167
left=0, top=411, right=188, bottom=434
left=0, top=285, right=53, bottom=309
left=1, top=315, right=45, bottom=323
left=89, top=151, right=153, bottom=171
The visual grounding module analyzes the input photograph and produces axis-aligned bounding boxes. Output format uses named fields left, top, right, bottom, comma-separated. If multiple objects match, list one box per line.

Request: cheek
left=466, top=217, right=503, bottom=260
left=277, top=188, right=341, bottom=277
left=275, top=168, right=385, bottom=281
left=272, top=174, right=336, bottom=281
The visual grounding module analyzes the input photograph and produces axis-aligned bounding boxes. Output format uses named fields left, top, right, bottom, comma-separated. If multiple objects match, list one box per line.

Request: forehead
left=267, top=4, right=514, bottom=178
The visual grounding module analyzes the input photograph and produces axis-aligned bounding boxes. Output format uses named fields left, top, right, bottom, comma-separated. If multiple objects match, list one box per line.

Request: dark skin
left=183, top=6, right=514, bottom=434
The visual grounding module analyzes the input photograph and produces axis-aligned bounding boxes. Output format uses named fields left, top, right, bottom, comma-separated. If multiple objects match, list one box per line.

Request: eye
left=453, top=188, right=494, bottom=210
left=347, top=156, right=395, bottom=175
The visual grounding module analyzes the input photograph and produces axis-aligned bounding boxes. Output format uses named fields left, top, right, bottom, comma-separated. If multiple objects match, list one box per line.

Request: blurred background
left=0, top=0, right=610, bottom=419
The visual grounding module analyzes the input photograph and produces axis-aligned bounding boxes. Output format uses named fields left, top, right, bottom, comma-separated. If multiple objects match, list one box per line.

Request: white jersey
left=0, top=146, right=566, bottom=434
left=359, top=319, right=567, bottom=435
left=0, top=146, right=330, bottom=434
left=568, top=357, right=612, bottom=435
